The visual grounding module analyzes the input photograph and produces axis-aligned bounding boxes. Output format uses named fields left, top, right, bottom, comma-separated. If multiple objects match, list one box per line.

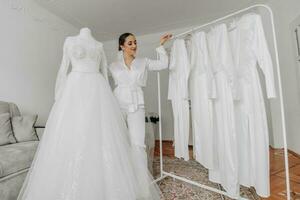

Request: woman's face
left=121, top=35, right=137, bottom=57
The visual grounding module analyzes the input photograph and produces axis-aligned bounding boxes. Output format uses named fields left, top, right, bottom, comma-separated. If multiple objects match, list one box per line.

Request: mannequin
left=78, top=27, right=96, bottom=41
left=54, top=27, right=108, bottom=101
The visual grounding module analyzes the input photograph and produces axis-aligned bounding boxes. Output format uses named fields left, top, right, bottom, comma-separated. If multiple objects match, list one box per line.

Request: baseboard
left=155, top=140, right=193, bottom=148
left=288, top=149, right=300, bottom=159
left=156, top=141, right=300, bottom=158
left=269, top=145, right=300, bottom=158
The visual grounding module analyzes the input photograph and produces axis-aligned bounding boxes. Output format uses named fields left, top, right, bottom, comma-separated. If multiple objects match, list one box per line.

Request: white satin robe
left=229, top=13, right=276, bottom=197
left=207, top=24, right=239, bottom=199
left=109, top=46, right=168, bottom=113
left=109, top=46, right=168, bottom=150
left=109, top=46, right=168, bottom=176
left=189, top=32, right=217, bottom=169
left=168, top=39, right=190, bottom=161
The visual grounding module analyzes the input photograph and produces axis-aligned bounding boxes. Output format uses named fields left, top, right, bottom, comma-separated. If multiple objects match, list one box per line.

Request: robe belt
left=115, top=84, right=144, bottom=113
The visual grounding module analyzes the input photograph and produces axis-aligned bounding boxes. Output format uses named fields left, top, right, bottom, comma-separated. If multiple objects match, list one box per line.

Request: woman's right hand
left=160, top=33, right=172, bottom=46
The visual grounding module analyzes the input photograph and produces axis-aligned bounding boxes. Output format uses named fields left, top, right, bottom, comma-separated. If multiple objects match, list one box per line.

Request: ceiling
left=36, top=0, right=255, bottom=41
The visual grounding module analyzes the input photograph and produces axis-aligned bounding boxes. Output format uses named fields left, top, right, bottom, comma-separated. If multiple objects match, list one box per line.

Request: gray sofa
left=0, top=101, right=158, bottom=200
left=0, top=101, right=43, bottom=200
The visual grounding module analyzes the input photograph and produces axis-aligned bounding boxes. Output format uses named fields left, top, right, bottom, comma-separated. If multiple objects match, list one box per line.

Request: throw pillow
left=0, top=113, right=17, bottom=145
left=12, top=115, right=38, bottom=142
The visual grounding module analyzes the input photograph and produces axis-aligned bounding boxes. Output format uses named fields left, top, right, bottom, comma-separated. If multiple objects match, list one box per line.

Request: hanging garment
left=17, top=36, right=161, bottom=200
left=229, top=13, right=276, bottom=198
left=189, top=32, right=217, bottom=169
left=168, top=39, right=190, bottom=161
left=207, top=24, right=239, bottom=199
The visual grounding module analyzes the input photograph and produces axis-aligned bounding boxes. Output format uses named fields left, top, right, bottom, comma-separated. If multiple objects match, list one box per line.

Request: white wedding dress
left=17, top=34, right=161, bottom=200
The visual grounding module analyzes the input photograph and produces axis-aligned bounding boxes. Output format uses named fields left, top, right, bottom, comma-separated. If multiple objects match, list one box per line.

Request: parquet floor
left=154, top=141, right=300, bottom=199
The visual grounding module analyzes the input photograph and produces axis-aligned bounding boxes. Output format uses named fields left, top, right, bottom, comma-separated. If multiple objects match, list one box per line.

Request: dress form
left=78, top=27, right=96, bottom=42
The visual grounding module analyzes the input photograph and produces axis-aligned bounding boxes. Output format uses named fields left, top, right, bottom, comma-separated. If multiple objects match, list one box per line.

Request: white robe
left=168, top=39, right=190, bottom=161
left=229, top=13, right=276, bottom=197
left=189, top=32, right=217, bottom=169
left=109, top=47, right=168, bottom=175
left=207, top=24, right=239, bottom=199
left=109, top=46, right=168, bottom=113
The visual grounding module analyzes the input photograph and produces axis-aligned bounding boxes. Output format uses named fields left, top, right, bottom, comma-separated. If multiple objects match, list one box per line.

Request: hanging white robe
left=207, top=24, right=239, bottom=199
left=229, top=13, right=276, bottom=198
left=168, top=39, right=190, bottom=161
left=189, top=32, right=217, bottom=169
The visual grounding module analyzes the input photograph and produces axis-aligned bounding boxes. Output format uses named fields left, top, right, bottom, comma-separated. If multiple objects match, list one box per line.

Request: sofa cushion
left=0, top=101, right=21, bottom=117
left=0, top=102, right=10, bottom=115
left=0, top=141, right=38, bottom=178
left=0, top=113, right=16, bottom=146
left=12, top=115, right=38, bottom=142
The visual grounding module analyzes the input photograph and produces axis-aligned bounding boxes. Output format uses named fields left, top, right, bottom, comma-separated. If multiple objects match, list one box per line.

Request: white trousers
left=121, top=108, right=148, bottom=169
left=122, top=108, right=146, bottom=148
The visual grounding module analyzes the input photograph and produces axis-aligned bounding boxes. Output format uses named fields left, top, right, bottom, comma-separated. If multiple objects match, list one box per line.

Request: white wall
left=260, top=0, right=300, bottom=154
left=0, top=0, right=78, bottom=125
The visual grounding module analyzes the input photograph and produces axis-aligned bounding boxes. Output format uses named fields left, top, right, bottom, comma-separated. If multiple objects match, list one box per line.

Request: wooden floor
left=154, top=141, right=300, bottom=200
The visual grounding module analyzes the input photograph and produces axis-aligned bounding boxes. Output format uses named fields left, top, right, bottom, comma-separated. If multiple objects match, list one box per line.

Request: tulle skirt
left=17, top=71, right=161, bottom=200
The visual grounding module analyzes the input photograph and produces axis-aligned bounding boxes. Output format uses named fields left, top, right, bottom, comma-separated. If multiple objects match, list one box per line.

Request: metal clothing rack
left=154, top=4, right=291, bottom=200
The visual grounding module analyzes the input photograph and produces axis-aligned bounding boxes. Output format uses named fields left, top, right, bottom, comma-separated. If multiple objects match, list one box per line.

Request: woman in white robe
left=109, top=33, right=171, bottom=171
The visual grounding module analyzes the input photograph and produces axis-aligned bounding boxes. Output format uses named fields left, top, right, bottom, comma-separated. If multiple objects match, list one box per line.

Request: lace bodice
left=54, top=36, right=108, bottom=101
left=66, top=37, right=106, bottom=73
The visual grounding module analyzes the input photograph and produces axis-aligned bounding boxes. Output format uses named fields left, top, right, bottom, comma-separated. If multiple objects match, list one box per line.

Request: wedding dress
left=17, top=28, right=161, bottom=200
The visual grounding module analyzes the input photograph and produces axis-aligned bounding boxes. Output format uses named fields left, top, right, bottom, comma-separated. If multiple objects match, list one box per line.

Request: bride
left=17, top=28, right=161, bottom=200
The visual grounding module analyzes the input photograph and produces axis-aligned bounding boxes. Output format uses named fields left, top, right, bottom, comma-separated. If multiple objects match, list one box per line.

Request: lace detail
left=54, top=36, right=108, bottom=101
left=72, top=45, right=87, bottom=59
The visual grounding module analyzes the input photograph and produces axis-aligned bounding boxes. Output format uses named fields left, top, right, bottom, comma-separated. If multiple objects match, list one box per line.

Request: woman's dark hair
left=118, top=33, right=134, bottom=51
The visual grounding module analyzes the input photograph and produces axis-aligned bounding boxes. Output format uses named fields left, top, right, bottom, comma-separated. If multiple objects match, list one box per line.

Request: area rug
left=153, top=157, right=261, bottom=200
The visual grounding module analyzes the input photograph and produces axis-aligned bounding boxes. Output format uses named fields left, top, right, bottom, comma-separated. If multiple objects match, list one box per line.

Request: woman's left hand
left=160, top=33, right=172, bottom=46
